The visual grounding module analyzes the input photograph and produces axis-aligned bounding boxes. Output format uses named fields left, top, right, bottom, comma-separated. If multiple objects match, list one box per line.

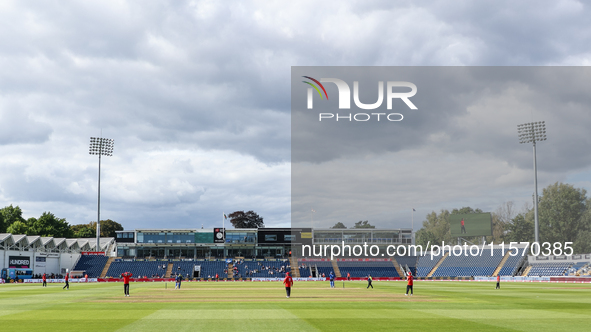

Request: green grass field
left=1, top=280, right=590, bottom=331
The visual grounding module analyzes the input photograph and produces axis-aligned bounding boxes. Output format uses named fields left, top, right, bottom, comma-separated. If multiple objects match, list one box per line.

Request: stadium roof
left=0, top=233, right=114, bottom=253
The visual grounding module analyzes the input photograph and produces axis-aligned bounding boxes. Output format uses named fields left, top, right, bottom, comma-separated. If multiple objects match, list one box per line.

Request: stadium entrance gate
left=193, top=265, right=200, bottom=278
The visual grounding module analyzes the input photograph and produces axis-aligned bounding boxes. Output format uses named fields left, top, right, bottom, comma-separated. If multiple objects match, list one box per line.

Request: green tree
left=88, top=219, right=123, bottom=237
left=71, top=224, right=96, bottom=238
left=6, top=220, right=30, bottom=235
left=538, top=182, right=588, bottom=244
left=416, top=209, right=453, bottom=246
left=451, top=207, right=484, bottom=214
left=351, top=220, right=375, bottom=229
left=415, top=228, right=438, bottom=247
left=505, top=213, right=534, bottom=243
left=330, top=222, right=347, bottom=229
left=488, top=201, right=516, bottom=243
left=29, top=212, right=73, bottom=238
left=573, top=230, right=591, bottom=254
left=229, top=211, right=265, bottom=228
left=0, top=205, right=26, bottom=233
left=572, top=197, right=591, bottom=254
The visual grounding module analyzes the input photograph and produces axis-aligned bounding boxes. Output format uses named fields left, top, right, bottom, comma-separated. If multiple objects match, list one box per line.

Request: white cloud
left=0, top=0, right=590, bottom=230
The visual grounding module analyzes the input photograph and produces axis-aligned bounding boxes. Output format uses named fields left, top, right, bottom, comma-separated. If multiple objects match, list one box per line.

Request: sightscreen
left=450, top=213, right=492, bottom=237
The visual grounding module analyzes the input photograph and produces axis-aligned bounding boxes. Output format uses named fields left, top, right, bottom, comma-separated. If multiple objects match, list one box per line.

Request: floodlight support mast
left=533, top=140, right=539, bottom=244
left=517, top=121, right=546, bottom=245
left=97, top=151, right=101, bottom=252
left=89, top=137, right=114, bottom=252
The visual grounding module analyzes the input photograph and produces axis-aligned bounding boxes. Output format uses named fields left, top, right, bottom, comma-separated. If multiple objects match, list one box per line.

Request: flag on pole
left=224, top=213, right=227, bottom=219
left=412, top=208, right=416, bottom=212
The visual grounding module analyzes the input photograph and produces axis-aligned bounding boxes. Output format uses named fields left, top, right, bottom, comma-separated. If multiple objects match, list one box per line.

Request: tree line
left=330, top=220, right=375, bottom=229
left=415, top=182, right=591, bottom=254
left=0, top=205, right=123, bottom=238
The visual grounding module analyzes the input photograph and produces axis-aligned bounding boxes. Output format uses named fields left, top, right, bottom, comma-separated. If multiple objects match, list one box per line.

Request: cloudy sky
left=1, top=0, right=590, bottom=231
left=291, top=67, right=591, bottom=229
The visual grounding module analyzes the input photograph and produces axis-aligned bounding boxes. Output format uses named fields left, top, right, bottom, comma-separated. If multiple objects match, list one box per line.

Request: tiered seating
left=416, top=252, right=442, bottom=277
left=297, top=261, right=311, bottom=277
left=106, top=260, right=165, bottom=278
left=314, top=261, right=334, bottom=278
left=197, top=261, right=228, bottom=279
left=431, top=249, right=505, bottom=277
left=73, top=255, right=109, bottom=278
left=395, top=256, right=418, bottom=275
left=233, top=260, right=290, bottom=278
left=299, top=266, right=311, bottom=278
left=567, top=262, right=587, bottom=275
left=498, top=247, right=528, bottom=276
left=337, top=260, right=399, bottom=278
left=528, top=262, right=572, bottom=276
left=170, top=261, right=197, bottom=277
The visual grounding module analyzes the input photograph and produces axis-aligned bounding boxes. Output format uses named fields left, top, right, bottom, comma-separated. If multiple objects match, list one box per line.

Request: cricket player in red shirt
left=283, top=272, right=293, bottom=298
left=461, top=218, right=466, bottom=234
left=42, top=273, right=47, bottom=287
left=405, top=272, right=413, bottom=296
left=63, top=272, right=69, bottom=290
left=496, top=274, right=501, bottom=289
left=122, top=272, right=133, bottom=297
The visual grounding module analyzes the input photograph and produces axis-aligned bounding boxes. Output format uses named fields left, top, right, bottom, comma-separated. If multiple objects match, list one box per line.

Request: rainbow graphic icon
left=303, top=76, right=328, bottom=108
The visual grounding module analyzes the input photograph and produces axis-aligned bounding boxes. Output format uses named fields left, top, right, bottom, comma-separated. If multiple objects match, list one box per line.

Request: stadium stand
left=337, top=260, right=400, bottom=278
left=298, top=262, right=311, bottom=278
left=527, top=262, right=572, bottom=276
left=567, top=262, right=587, bottom=275
left=395, top=256, right=418, bottom=276
left=72, top=255, right=109, bottom=278
left=431, top=249, right=508, bottom=277
left=194, top=260, right=227, bottom=279
left=232, top=260, right=290, bottom=278
left=170, top=261, right=199, bottom=278
left=106, top=260, right=168, bottom=278
left=416, top=252, right=443, bottom=277
left=311, top=261, right=334, bottom=278
left=71, top=248, right=585, bottom=279
left=497, top=247, right=528, bottom=276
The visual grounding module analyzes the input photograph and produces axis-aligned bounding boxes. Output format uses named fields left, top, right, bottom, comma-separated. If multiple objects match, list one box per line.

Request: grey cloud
left=1, top=1, right=591, bottom=230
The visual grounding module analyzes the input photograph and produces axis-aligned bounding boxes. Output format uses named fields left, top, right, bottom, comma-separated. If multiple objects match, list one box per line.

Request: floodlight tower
left=89, top=137, right=114, bottom=251
left=517, top=121, right=546, bottom=244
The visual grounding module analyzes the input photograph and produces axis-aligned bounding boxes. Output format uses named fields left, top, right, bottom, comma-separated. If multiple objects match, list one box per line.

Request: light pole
left=517, top=121, right=546, bottom=244
left=412, top=208, right=415, bottom=245
left=89, top=137, right=114, bottom=251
